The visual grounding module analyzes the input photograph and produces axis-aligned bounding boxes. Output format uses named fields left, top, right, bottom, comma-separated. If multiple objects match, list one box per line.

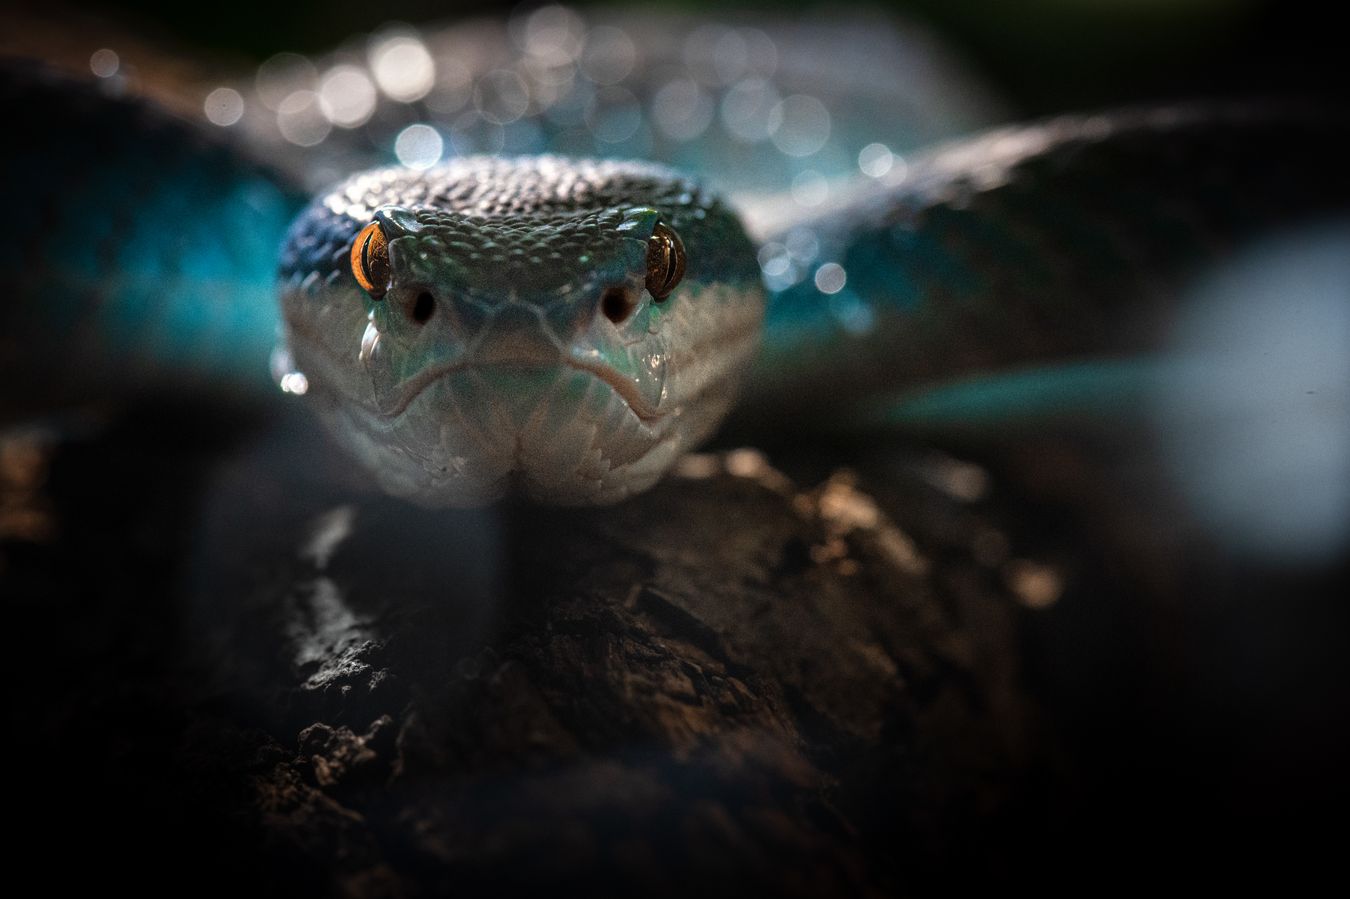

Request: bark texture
left=4, top=411, right=1059, bottom=896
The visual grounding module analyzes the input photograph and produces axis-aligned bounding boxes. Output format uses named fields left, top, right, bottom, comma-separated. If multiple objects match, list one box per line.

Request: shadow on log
left=3, top=410, right=1054, bottom=895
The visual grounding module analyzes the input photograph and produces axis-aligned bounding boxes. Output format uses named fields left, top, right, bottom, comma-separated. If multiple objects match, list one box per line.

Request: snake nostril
left=411, top=291, right=436, bottom=325
left=600, top=287, right=636, bottom=325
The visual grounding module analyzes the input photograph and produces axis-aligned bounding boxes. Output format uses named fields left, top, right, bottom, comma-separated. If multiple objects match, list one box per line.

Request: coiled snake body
left=2, top=9, right=1347, bottom=508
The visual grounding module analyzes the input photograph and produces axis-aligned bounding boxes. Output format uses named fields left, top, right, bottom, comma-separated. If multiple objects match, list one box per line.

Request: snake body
left=1, top=63, right=296, bottom=416
left=3, top=11, right=1348, bottom=506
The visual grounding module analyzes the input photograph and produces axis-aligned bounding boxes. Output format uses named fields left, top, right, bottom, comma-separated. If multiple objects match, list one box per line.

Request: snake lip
left=287, top=313, right=662, bottom=423
left=562, top=357, right=662, bottom=424
left=381, top=356, right=662, bottom=424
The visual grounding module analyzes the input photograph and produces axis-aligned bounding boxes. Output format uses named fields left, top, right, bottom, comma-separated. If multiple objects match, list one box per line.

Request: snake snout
left=473, top=304, right=563, bottom=366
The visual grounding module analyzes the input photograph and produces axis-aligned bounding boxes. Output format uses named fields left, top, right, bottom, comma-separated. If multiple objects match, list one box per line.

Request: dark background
left=7, top=0, right=1348, bottom=893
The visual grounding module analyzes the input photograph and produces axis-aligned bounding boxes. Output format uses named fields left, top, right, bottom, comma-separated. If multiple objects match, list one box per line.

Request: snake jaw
left=564, top=354, right=663, bottom=424
left=365, top=355, right=665, bottom=427
left=339, top=294, right=677, bottom=503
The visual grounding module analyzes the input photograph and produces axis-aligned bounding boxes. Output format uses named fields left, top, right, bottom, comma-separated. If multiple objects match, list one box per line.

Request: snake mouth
left=562, top=357, right=662, bottom=423
left=381, top=357, right=662, bottom=424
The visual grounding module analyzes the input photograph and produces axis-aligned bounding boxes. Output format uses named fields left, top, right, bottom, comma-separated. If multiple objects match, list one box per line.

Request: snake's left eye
left=645, top=222, right=685, bottom=302
left=350, top=221, right=390, bottom=298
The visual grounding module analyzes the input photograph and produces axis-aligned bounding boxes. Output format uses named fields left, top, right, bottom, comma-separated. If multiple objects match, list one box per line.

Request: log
left=3, top=410, right=1054, bottom=895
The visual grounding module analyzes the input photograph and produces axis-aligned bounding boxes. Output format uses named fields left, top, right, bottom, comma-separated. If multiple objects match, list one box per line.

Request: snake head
left=277, top=157, right=763, bottom=506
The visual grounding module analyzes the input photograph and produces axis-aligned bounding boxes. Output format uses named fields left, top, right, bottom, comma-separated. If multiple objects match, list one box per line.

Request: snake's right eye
left=645, top=221, right=685, bottom=302
left=350, top=221, right=391, bottom=298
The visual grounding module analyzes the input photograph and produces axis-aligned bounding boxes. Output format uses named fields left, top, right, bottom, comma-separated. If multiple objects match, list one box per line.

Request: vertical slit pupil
left=413, top=292, right=435, bottom=324
left=361, top=232, right=376, bottom=270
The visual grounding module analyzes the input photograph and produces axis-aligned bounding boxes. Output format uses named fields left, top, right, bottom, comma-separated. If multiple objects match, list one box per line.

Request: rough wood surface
left=6, top=408, right=1345, bottom=895
left=3, top=409, right=1058, bottom=895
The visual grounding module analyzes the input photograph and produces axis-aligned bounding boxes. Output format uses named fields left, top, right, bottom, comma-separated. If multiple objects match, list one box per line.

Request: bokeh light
left=1154, top=221, right=1350, bottom=563
left=203, top=87, right=245, bottom=126
left=394, top=123, right=444, bottom=169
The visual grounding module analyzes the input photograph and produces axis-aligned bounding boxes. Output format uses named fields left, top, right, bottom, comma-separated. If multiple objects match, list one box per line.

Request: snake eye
left=350, top=221, right=391, bottom=298
left=645, top=221, right=685, bottom=302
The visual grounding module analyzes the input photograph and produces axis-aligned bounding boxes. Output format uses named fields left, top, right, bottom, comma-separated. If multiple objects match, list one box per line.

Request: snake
left=2, top=7, right=1347, bottom=511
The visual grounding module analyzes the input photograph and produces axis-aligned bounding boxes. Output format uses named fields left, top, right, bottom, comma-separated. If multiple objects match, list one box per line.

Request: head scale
left=277, top=156, right=763, bottom=506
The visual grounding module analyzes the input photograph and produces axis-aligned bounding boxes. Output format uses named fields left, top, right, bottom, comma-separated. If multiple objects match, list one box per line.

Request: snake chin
left=320, top=363, right=715, bottom=507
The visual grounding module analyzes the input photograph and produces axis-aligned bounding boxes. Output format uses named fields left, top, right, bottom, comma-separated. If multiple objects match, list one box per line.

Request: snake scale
left=2, top=7, right=1347, bottom=509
